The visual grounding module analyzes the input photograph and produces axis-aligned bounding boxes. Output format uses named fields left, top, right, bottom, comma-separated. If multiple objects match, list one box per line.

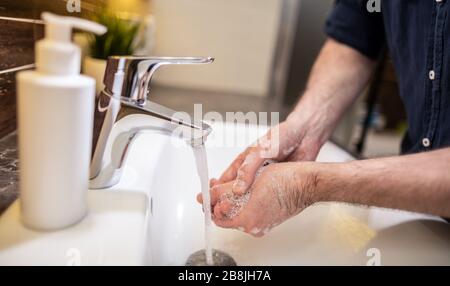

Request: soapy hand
left=210, top=120, right=321, bottom=196
left=197, top=162, right=318, bottom=237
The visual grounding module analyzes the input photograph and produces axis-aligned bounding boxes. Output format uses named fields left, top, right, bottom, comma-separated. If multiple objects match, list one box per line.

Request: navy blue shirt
left=326, top=0, right=450, bottom=154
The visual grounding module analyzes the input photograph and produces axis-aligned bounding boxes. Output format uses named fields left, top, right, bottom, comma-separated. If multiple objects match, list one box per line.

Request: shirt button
left=429, top=70, right=435, bottom=80
left=422, top=138, right=431, bottom=148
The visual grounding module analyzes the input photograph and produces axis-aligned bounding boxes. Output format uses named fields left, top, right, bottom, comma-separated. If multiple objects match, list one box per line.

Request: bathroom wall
left=151, top=0, right=283, bottom=97
left=107, top=0, right=151, bottom=16
left=0, top=0, right=104, bottom=139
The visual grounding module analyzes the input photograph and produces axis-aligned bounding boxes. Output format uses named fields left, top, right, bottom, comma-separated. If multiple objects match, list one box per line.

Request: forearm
left=287, top=38, right=376, bottom=145
left=312, top=148, right=450, bottom=217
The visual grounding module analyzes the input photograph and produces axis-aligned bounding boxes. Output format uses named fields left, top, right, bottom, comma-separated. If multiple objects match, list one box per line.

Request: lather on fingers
left=197, top=181, right=234, bottom=207
left=232, top=151, right=266, bottom=195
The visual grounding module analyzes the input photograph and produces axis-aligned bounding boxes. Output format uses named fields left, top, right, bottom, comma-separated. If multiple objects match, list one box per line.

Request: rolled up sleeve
left=325, top=0, right=385, bottom=60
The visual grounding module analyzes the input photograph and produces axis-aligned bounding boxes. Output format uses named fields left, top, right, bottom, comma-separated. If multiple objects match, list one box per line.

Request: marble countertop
left=0, top=132, right=18, bottom=215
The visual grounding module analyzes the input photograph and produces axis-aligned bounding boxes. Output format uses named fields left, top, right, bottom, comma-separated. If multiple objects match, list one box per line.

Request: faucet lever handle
left=103, top=56, right=215, bottom=103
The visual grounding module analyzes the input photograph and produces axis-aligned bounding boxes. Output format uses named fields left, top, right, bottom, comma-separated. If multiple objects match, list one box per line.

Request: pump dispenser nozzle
left=36, top=12, right=107, bottom=75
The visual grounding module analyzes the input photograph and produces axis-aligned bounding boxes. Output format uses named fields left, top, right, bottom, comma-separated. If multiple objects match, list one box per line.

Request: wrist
left=300, top=162, right=352, bottom=204
left=285, top=96, right=335, bottom=147
left=309, top=161, right=356, bottom=204
left=290, top=162, right=325, bottom=208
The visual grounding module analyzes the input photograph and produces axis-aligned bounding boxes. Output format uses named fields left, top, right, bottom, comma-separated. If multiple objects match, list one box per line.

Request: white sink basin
left=1, top=121, right=448, bottom=265
left=117, top=122, right=450, bottom=266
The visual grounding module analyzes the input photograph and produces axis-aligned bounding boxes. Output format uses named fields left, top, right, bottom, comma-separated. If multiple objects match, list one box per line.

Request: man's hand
left=211, top=39, right=376, bottom=196
left=211, top=120, right=322, bottom=196
left=199, top=147, right=450, bottom=238
left=197, top=38, right=382, bottom=236
left=198, top=162, right=319, bottom=237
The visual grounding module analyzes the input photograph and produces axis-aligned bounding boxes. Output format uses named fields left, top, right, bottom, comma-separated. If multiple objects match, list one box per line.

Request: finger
left=209, top=178, right=218, bottom=188
left=196, top=193, right=203, bottom=204
left=213, top=217, right=240, bottom=229
left=213, top=204, right=227, bottom=220
left=198, top=183, right=231, bottom=207
left=209, top=182, right=233, bottom=206
left=216, top=200, right=234, bottom=219
left=232, top=152, right=266, bottom=195
left=252, top=232, right=265, bottom=238
left=216, top=151, right=247, bottom=184
left=197, top=194, right=206, bottom=214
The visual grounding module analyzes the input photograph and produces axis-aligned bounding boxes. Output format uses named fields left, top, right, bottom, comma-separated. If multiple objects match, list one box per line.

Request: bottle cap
left=36, top=12, right=107, bottom=75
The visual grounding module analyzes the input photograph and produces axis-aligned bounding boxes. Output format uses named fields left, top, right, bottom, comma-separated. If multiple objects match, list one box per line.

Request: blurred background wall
left=102, top=0, right=406, bottom=157
left=0, top=0, right=406, bottom=158
left=151, top=0, right=283, bottom=97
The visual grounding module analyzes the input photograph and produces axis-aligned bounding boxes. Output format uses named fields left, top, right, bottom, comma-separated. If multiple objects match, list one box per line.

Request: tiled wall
left=0, top=0, right=104, bottom=138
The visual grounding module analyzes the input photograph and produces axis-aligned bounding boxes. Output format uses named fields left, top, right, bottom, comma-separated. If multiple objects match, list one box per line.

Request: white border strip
left=0, top=64, right=35, bottom=75
left=0, top=16, right=44, bottom=25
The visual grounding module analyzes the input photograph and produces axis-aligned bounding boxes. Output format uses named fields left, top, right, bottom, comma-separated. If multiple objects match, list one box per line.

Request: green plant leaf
left=87, top=12, right=141, bottom=60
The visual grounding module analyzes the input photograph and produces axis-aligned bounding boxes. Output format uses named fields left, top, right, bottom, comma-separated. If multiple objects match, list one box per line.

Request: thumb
left=232, top=152, right=265, bottom=195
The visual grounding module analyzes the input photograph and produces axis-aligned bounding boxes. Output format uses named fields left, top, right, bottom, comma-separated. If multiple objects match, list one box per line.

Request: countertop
left=0, top=132, right=18, bottom=215
left=0, top=134, right=148, bottom=266
left=1, top=124, right=449, bottom=265
left=0, top=189, right=149, bottom=266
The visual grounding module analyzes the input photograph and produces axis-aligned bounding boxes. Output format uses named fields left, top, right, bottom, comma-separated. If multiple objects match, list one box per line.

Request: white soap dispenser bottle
left=17, top=13, right=106, bottom=230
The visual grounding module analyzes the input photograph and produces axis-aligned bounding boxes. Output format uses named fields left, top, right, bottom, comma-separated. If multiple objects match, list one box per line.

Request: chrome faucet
left=89, top=56, right=214, bottom=189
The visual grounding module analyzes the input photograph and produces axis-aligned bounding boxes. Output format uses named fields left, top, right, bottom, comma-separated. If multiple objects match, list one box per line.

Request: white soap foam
left=225, top=160, right=276, bottom=220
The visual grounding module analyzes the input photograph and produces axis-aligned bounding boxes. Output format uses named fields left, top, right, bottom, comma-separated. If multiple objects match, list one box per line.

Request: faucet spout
left=89, top=56, right=214, bottom=189
left=104, top=56, right=214, bottom=103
